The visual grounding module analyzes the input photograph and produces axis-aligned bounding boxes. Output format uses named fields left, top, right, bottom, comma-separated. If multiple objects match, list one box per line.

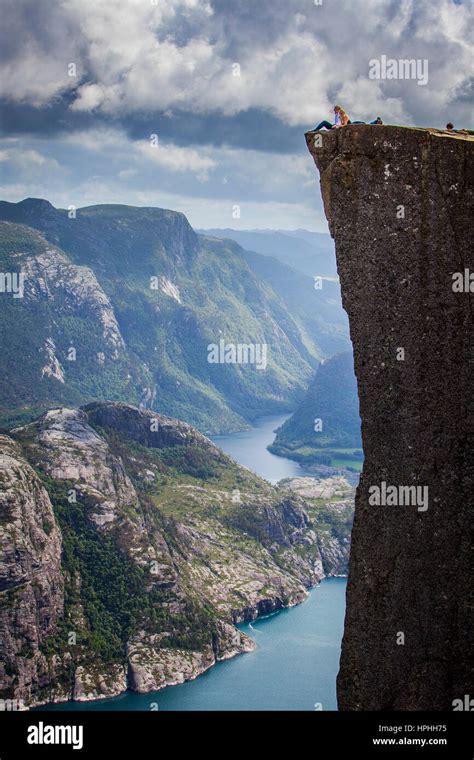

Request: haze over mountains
left=0, top=199, right=350, bottom=433
left=199, top=228, right=337, bottom=278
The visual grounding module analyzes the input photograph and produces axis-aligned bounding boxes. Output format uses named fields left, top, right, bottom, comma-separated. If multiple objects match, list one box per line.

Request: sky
left=0, top=0, right=472, bottom=231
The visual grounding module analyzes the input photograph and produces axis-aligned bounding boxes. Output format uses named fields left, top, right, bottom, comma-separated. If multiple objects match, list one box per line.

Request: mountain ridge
left=269, top=351, right=362, bottom=471
left=0, top=201, right=349, bottom=432
left=198, top=227, right=337, bottom=277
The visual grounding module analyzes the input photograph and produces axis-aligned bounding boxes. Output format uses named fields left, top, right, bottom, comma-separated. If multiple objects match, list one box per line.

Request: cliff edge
left=306, top=125, right=473, bottom=710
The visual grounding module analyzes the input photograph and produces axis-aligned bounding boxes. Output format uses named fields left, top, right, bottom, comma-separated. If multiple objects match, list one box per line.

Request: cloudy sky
left=0, top=0, right=472, bottom=230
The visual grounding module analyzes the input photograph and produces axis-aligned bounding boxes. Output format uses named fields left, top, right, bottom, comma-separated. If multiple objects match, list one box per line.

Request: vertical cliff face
left=0, top=436, right=64, bottom=704
left=306, top=125, right=473, bottom=710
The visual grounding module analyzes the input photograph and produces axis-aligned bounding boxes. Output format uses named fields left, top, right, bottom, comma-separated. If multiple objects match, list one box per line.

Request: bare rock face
left=84, top=401, right=223, bottom=454
left=1, top=401, right=334, bottom=706
left=126, top=623, right=254, bottom=694
left=282, top=476, right=354, bottom=576
left=0, top=436, right=64, bottom=705
left=73, top=664, right=127, bottom=702
left=17, top=229, right=126, bottom=358
left=306, top=125, right=473, bottom=710
left=127, top=637, right=215, bottom=694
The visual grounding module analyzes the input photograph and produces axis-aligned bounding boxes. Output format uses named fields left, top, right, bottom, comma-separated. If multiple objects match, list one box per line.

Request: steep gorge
left=0, top=401, right=352, bottom=707
left=306, top=125, right=473, bottom=710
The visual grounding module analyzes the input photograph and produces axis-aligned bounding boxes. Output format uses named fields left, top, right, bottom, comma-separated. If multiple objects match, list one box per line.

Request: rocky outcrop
left=40, top=338, right=65, bottom=383
left=84, top=401, right=223, bottom=455
left=12, top=408, right=160, bottom=568
left=0, top=436, right=64, bottom=706
left=20, top=239, right=125, bottom=356
left=306, top=125, right=473, bottom=710
left=127, top=622, right=254, bottom=693
left=73, top=664, right=127, bottom=703
left=283, top=477, right=354, bottom=576
left=1, top=402, right=333, bottom=707
left=283, top=476, right=352, bottom=501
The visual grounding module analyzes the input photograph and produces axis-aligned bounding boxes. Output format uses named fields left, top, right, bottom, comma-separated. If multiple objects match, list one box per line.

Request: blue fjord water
left=212, top=414, right=321, bottom=485
left=41, top=415, right=347, bottom=711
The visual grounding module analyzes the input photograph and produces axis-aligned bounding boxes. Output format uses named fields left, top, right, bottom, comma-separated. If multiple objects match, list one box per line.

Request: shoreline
left=33, top=581, right=324, bottom=711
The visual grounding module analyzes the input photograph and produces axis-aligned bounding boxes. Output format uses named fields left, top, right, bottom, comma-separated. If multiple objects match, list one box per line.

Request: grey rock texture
left=20, top=239, right=125, bottom=356
left=2, top=402, right=345, bottom=707
left=306, top=125, right=473, bottom=710
left=282, top=476, right=354, bottom=576
left=0, top=436, right=64, bottom=705
left=84, top=401, right=223, bottom=454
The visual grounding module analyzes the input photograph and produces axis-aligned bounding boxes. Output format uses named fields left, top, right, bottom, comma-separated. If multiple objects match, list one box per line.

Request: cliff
left=306, top=125, right=473, bottom=710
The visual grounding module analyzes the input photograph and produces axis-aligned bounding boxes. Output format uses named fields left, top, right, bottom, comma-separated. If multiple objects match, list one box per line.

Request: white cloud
left=56, top=126, right=313, bottom=186
left=1, top=0, right=472, bottom=127
left=1, top=0, right=472, bottom=229
left=118, top=168, right=138, bottom=180
left=70, top=83, right=106, bottom=112
left=0, top=148, right=60, bottom=170
left=59, top=128, right=128, bottom=152
left=135, top=140, right=216, bottom=181
left=59, top=128, right=216, bottom=180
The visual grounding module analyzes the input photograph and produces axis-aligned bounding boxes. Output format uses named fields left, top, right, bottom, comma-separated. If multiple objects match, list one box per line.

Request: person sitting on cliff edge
left=313, top=105, right=349, bottom=131
left=313, top=106, right=383, bottom=130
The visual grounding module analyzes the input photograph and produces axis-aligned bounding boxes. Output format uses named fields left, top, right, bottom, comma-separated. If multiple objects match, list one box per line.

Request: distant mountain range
left=269, top=352, right=363, bottom=471
left=0, top=200, right=350, bottom=432
left=199, top=227, right=349, bottom=358
left=198, top=228, right=337, bottom=277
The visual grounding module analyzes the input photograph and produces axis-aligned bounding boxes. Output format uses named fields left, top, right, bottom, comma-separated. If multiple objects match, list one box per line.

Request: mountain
left=0, top=401, right=353, bottom=706
left=306, top=125, right=473, bottom=710
left=198, top=228, right=337, bottom=277
left=0, top=222, right=148, bottom=426
left=269, top=352, right=363, bottom=470
left=236, top=246, right=349, bottom=357
left=0, top=200, right=349, bottom=432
